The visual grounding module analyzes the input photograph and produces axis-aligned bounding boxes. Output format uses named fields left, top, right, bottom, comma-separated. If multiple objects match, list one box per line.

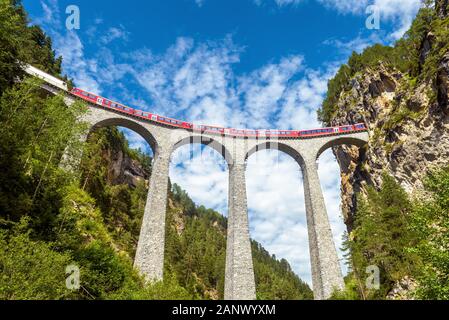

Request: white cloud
left=35, top=0, right=60, bottom=26
left=195, top=0, right=206, bottom=7
left=238, top=56, right=304, bottom=128
left=276, top=68, right=333, bottom=130
left=323, top=33, right=383, bottom=56
left=318, top=0, right=370, bottom=14
left=373, top=0, right=423, bottom=40
left=130, top=36, right=243, bottom=127
left=170, top=145, right=229, bottom=214
left=208, top=0, right=423, bottom=41
left=254, top=0, right=304, bottom=6
left=100, top=26, right=129, bottom=44
left=319, top=0, right=423, bottom=40
left=53, top=31, right=102, bottom=94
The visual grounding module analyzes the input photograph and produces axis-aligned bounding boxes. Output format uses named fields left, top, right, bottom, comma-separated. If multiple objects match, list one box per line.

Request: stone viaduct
left=32, top=69, right=369, bottom=300
left=74, top=101, right=368, bottom=300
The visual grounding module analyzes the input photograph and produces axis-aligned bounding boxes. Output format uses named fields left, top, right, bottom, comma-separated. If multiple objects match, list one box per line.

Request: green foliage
left=171, top=183, right=199, bottom=217
left=0, top=0, right=65, bottom=95
left=0, top=218, right=73, bottom=300
left=80, top=127, right=150, bottom=257
left=0, top=79, right=87, bottom=229
left=338, top=168, right=449, bottom=300
left=344, top=173, right=417, bottom=299
left=55, top=184, right=111, bottom=250
left=329, top=275, right=362, bottom=300
left=318, top=45, right=400, bottom=124
left=252, top=241, right=313, bottom=300
left=408, top=167, right=449, bottom=299
left=164, top=203, right=227, bottom=300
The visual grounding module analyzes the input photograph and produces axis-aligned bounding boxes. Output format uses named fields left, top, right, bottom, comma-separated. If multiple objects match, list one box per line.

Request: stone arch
left=88, top=116, right=158, bottom=155
left=315, top=136, right=367, bottom=161
left=171, top=135, right=233, bottom=167
left=245, top=141, right=305, bottom=168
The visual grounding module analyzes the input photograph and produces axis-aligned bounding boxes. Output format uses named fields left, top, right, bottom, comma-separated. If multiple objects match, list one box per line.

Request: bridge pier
left=134, top=149, right=171, bottom=282
left=302, top=157, right=345, bottom=300
left=224, top=163, right=256, bottom=300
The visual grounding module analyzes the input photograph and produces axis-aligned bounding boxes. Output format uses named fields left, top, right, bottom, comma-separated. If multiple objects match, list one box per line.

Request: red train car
left=70, top=87, right=367, bottom=139
left=71, top=88, right=135, bottom=116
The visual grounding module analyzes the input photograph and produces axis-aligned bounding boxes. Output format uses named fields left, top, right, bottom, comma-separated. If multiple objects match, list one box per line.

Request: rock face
left=104, top=140, right=150, bottom=188
left=329, top=63, right=449, bottom=229
left=386, top=276, right=417, bottom=300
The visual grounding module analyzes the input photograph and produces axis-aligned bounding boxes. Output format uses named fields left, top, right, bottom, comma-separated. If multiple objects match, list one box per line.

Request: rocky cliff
left=104, top=141, right=150, bottom=188
left=325, top=1, right=449, bottom=230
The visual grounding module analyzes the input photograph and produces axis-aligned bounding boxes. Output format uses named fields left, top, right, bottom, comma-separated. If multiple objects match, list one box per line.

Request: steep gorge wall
left=328, top=2, right=449, bottom=229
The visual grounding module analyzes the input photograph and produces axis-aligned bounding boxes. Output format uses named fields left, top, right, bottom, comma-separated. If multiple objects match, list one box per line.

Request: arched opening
left=80, top=118, right=156, bottom=261
left=89, top=117, right=158, bottom=155
left=245, top=143, right=314, bottom=299
left=166, top=136, right=231, bottom=299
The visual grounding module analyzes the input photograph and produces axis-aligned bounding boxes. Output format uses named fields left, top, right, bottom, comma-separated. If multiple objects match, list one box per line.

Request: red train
left=71, top=88, right=367, bottom=138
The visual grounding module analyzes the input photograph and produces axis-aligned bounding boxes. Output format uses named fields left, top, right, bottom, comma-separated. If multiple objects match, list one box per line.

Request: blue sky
left=23, top=0, right=422, bottom=285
